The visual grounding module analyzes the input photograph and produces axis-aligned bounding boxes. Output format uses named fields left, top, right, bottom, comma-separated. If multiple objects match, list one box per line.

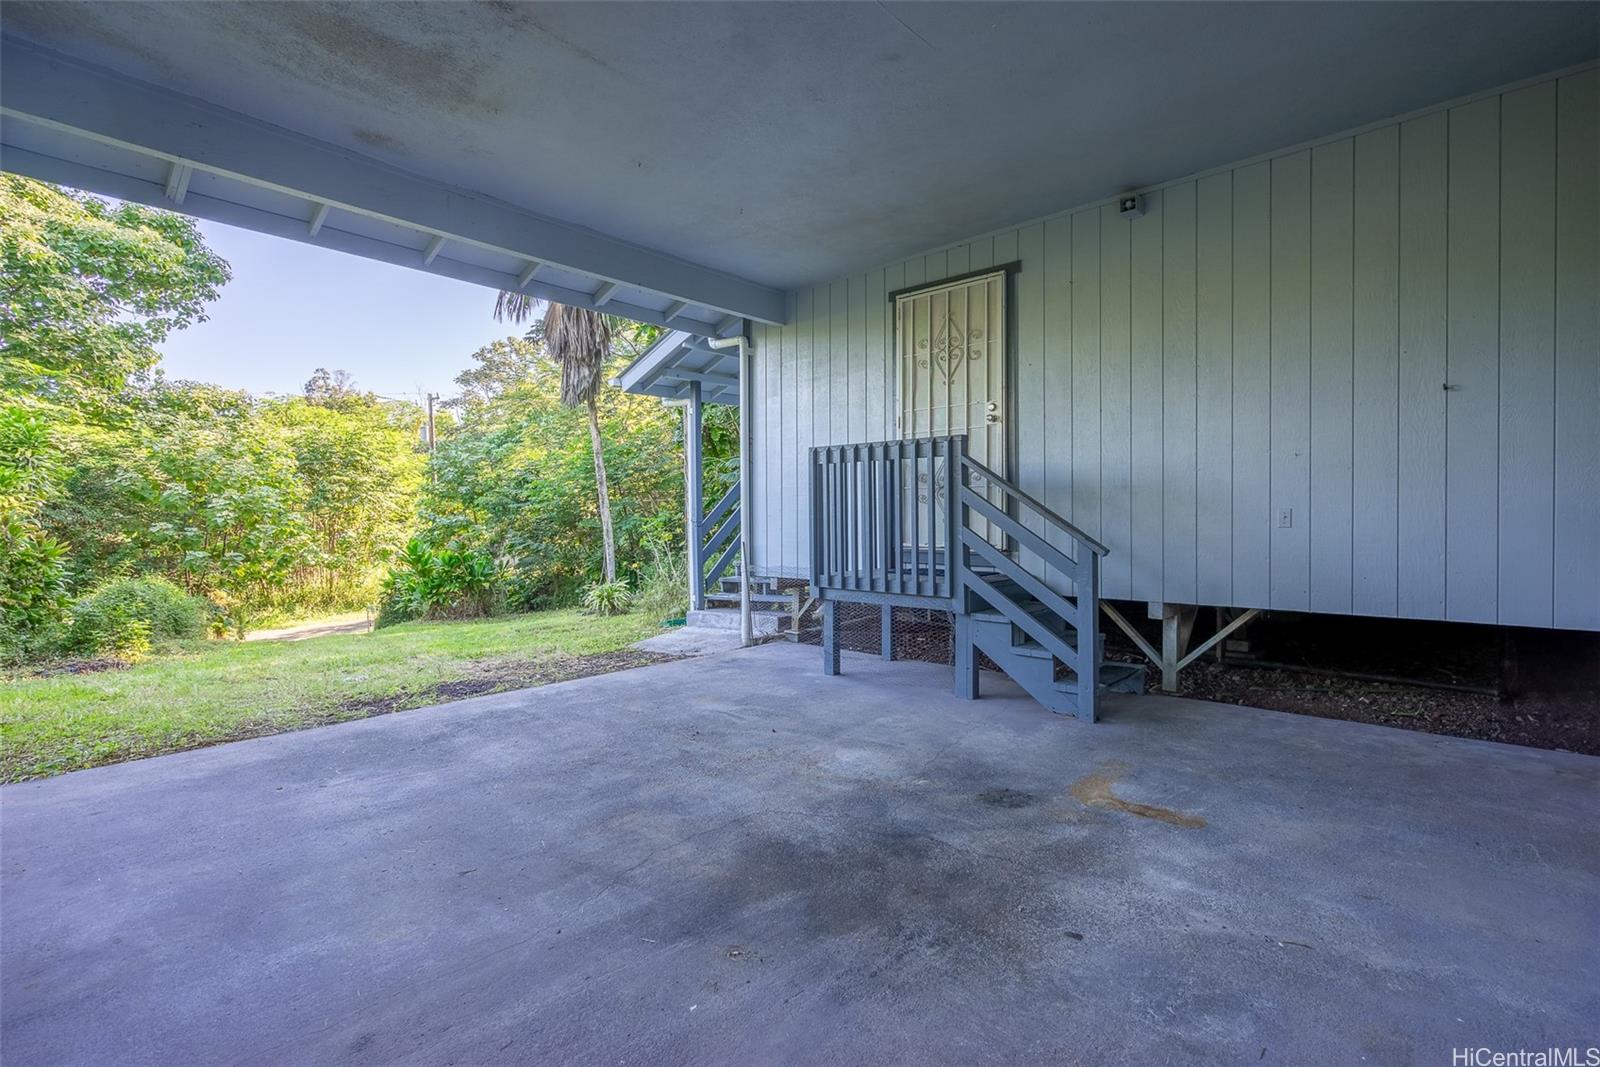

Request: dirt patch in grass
left=22, top=657, right=134, bottom=678
left=334, top=648, right=676, bottom=718
left=100, top=650, right=682, bottom=768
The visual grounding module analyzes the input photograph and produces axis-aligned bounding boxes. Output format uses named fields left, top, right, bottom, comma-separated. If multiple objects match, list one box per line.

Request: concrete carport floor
left=2, top=641, right=1595, bottom=1064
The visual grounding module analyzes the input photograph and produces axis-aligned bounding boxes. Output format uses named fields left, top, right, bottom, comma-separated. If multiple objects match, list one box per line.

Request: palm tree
left=495, top=294, right=618, bottom=584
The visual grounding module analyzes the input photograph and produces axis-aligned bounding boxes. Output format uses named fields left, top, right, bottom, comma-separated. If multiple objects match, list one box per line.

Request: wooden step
left=971, top=603, right=1074, bottom=629
left=1008, top=634, right=1079, bottom=659
left=969, top=616, right=1077, bottom=658
left=716, top=577, right=790, bottom=595
left=1054, top=661, right=1146, bottom=695
left=705, top=591, right=797, bottom=607
left=685, top=608, right=787, bottom=635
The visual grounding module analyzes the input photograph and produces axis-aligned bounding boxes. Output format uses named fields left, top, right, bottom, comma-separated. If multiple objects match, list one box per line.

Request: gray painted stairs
left=965, top=571, right=1145, bottom=716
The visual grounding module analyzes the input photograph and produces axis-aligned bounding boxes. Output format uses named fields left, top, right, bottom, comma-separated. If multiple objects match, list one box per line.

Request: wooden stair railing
left=810, top=434, right=1135, bottom=719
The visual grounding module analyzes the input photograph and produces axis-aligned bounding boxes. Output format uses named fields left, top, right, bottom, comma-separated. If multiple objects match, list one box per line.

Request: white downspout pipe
left=706, top=331, right=753, bottom=647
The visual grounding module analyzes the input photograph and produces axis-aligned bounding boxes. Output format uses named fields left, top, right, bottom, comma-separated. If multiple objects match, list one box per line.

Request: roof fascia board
left=0, top=36, right=787, bottom=325
left=2, top=145, right=732, bottom=335
left=614, top=330, right=695, bottom=393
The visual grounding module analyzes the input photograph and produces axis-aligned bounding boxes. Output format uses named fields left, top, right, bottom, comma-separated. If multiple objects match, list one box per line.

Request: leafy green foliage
left=264, top=391, right=425, bottom=608
left=0, top=175, right=229, bottom=415
left=633, top=539, right=689, bottom=623
left=0, top=528, right=71, bottom=661
left=65, top=576, right=209, bottom=658
left=136, top=400, right=316, bottom=636
left=3, top=176, right=701, bottom=663
left=18, top=366, right=427, bottom=641
left=0, top=405, right=71, bottom=657
left=377, top=539, right=501, bottom=627
left=581, top=579, right=633, bottom=616
left=301, top=367, right=359, bottom=404
left=42, top=379, right=427, bottom=626
left=416, top=325, right=732, bottom=608
left=0, top=404, right=60, bottom=509
left=447, top=335, right=549, bottom=412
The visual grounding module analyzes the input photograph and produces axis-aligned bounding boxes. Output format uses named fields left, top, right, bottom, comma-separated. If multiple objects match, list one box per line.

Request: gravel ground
left=1124, top=655, right=1599, bottom=756
left=1105, top=608, right=1599, bottom=756
left=810, top=601, right=1600, bottom=756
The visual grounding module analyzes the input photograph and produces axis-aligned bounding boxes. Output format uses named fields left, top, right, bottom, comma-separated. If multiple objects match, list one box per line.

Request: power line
left=257, top=388, right=452, bottom=403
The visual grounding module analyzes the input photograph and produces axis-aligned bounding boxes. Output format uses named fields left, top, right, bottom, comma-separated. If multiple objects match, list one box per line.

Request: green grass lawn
left=1, top=609, right=663, bottom=783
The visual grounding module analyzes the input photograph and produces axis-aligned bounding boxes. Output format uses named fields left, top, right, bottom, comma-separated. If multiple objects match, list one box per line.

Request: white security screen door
left=895, top=271, right=1007, bottom=545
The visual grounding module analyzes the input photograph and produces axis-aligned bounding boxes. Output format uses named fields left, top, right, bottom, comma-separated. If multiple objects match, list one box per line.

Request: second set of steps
left=687, top=573, right=805, bottom=637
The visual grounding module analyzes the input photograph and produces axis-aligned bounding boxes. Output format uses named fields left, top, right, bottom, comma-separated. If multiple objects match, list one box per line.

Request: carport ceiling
left=4, top=2, right=1596, bottom=295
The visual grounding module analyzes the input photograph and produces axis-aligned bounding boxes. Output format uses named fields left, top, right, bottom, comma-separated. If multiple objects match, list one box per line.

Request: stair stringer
left=966, top=615, right=1083, bottom=718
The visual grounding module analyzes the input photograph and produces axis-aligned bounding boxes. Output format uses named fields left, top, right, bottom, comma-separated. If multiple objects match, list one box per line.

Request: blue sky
left=156, top=218, right=520, bottom=402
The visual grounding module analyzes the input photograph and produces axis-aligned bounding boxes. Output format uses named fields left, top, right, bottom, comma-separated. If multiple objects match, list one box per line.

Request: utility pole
left=424, top=392, right=439, bottom=487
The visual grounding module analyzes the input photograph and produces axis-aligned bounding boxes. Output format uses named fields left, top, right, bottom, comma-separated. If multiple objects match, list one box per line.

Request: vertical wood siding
left=747, top=69, right=1599, bottom=630
left=1351, top=126, right=1401, bottom=617
left=1554, top=72, right=1600, bottom=631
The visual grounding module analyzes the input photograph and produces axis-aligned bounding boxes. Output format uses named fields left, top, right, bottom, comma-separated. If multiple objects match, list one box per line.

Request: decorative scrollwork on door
left=897, top=269, right=1006, bottom=537
left=916, top=310, right=985, bottom=383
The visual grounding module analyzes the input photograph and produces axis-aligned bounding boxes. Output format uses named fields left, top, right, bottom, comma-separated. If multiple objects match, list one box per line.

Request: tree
left=421, top=357, right=685, bottom=606
left=0, top=176, right=230, bottom=417
left=302, top=367, right=359, bottom=405
left=547, top=305, right=618, bottom=584
left=447, top=335, right=548, bottom=412
left=0, top=405, right=70, bottom=653
left=38, top=376, right=428, bottom=624
left=1, top=179, right=445, bottom=648
left=1, top=176, right=229, bottom=649
left=265, top=391, right=426, bottom=602
left=494, top=298, right=620, bottom=584
left=138, top=405, right=312, bottom=636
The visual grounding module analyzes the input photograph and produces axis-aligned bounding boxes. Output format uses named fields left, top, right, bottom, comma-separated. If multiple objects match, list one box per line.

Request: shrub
left=633, top=541, right=688, bottom=622
left=500, top=568, right=580, bottom=614
left=376, top=539, right=501, bottom=626
left=66, top=576, right=208, bottom=658
left=0, top=517, right=71, bottom=660
left=581, top=579, right=633, bottom=617
left=0, top=406, right=72, bottom=659
left=373, top=580, right=421, bottom=629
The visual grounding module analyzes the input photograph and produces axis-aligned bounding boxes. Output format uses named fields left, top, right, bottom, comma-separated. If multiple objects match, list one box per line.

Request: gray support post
left=684, top=381, right=705, bottom=612
left=1160, top=603, right=1179, bottom=692
left=880, top=604, right=894, bottom=661
left=1154, top=602, right=1195, bottom=692
left=954, top=612, right=978, bottom=699
left=947, top=434, right=966, bottom=604
left=736, top=335, right=753, bottom=647
left=1077, top=552, right=1102, bottom=722
left=822, top=598, right=840, bottom=675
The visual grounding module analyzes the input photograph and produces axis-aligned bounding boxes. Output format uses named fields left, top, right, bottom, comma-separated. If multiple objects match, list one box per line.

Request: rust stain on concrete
left=1069, top=762, right=1206, bottom=829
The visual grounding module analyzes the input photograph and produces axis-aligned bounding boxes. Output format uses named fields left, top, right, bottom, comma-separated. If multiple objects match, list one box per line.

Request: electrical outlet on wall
left=1277, top=507, right=1293, bottom=529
